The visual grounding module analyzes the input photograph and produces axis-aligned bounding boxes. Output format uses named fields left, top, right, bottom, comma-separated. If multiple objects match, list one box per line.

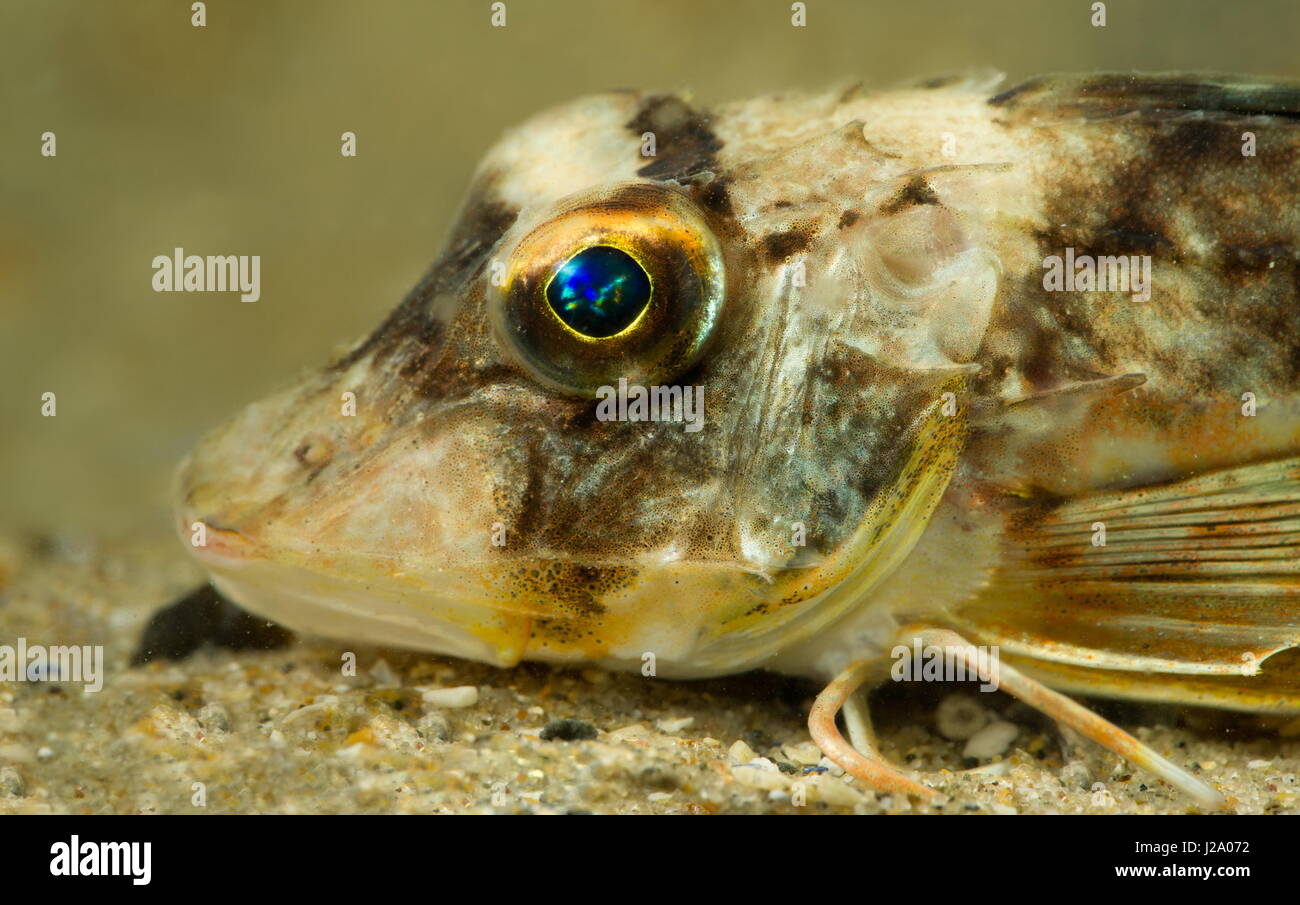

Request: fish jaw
left=169, top=385, right=751, bottom=675
left=173, top=370, right=969, bottom=679
left=174, top=444, right=538, bottom=668
left=188, top=547, right=533, bottom=668
left=175, top=506, right=787, bottom=677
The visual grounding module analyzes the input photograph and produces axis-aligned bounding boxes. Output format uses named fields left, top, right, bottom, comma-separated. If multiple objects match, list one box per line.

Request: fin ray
left=990, top=73, right=1300, bottom=123
left=953, top=456, right=1300, bottom=690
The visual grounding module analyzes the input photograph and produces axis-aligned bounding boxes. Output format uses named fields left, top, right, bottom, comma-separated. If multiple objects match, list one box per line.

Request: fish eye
left=546, top=245, right=652, bottom=338
left=489, top=182, right=725, bottom=396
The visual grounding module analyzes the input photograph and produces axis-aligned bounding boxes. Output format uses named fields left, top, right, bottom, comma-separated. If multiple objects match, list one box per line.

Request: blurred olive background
left=3, top=0, right=1299, bottom=537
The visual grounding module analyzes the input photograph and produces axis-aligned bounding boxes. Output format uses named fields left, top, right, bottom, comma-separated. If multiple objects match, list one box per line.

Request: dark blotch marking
left=415, top=359, right=520, bottom=409
left=509, top=559, right=617, bottom=623
left=1221, top=242, right=1297, bottom=283
left=689, top=172, right=734, bottom=219
left=917, top=74, right=968, bottom=90
left=1035, top=220, right=1173, bottom=260
left=1008, top=74, right=1300, bottom=399
left=1145, top=117, right=1244, bottom=182
left=988, top=76, right=1046, bottom=107
left=628, top=94, right=724, bottom=181
left=762, top=229, right=811, bottom=262
left=132, top=584, right=293, bottom=665
left=429, top=193, right=520, bottom=293
left=293, top=440, right=332, bottom=483
left=838, top=209, right=861, bottom=229
left=879, top=175, right=939, bottom=215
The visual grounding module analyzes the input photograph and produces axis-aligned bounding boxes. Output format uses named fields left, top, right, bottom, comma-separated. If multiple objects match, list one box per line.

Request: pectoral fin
left=999, top=649, right=1300, bottom=716
left=952, top=456, right=1300, bottom=712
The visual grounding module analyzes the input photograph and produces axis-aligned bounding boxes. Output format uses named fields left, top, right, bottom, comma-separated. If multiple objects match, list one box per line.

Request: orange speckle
left=344, top=727, right=376, bottom=746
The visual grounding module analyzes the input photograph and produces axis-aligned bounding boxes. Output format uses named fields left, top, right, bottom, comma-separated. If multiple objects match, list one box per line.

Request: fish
left=167, top=71, right=1300, bottom=809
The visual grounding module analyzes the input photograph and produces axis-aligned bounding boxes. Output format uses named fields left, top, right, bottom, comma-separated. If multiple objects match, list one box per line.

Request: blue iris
left=546, top=245, right=651, bottom=337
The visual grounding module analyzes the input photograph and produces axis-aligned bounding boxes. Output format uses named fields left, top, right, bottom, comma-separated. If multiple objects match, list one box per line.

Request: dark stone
left=132, top=584, right=293, bottom=665
left=539, top=718, right=598, bottom=741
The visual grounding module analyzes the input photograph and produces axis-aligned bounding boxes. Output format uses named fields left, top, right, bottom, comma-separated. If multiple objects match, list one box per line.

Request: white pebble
left=655, top=716, right=694, bottom=734
left=368, top=658, right=400, bottom=688
left=935, top=693, right=990, bottom=741
left=0, top=766, right=24, bottom=797
left=732, top=758, right=787, bottom=791
left=804, top=773, right=864, bottom=807
left=608, top=723, right=653, bottom=742
left=198, top=703, right=231, bottom=733
left=728, top=740, right=758, bottom=765
left=818, top=755, right=846, bottom=778
left=782, top=742, right=824, bottom=766
left=421, top=686, right=479, bottom=708
left=962, top=720, right=1019, bottom=760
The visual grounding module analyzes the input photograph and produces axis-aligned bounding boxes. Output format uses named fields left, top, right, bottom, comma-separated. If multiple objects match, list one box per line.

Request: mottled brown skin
left=936, top=77, right=1300, bottom=709
left=982, top=77, right=1300, bottom=405
left=177, top=74, right=1300, bottom=690
left=972, top=75, right=1300, bottom=495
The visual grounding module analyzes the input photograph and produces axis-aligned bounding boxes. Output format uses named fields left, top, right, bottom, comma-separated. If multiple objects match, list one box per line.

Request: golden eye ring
left=489, top=182, right=725, bottom=397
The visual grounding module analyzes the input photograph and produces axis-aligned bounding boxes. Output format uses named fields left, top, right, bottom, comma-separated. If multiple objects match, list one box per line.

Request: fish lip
left=188, top=550, right=531, bottom=668
left=177, top=513, right=256, bottom=564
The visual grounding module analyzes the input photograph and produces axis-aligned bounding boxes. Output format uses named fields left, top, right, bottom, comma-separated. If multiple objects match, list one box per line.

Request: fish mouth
left=177, top=507, right=537, bottom=667
left=181, top=518, right=253, bottom=564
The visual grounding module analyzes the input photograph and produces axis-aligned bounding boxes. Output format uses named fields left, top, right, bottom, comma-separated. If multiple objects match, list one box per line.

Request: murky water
left=3, top=0, right=1300, bottom=819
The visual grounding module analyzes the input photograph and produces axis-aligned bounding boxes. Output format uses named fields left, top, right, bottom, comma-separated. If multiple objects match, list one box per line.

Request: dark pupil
left=546, top=245, right=651, bottom=338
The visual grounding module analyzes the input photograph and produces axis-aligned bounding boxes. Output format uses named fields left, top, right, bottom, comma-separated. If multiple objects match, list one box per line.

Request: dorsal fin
left=990, top=72, right=1300, bottom=123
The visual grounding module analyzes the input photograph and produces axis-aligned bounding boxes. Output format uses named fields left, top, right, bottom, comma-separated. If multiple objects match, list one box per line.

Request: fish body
left=176, top=73, right=1300, bottom=722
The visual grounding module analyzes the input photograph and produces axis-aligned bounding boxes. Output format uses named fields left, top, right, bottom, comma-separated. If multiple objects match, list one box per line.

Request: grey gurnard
left=172, top=72, right=1300, bottom=809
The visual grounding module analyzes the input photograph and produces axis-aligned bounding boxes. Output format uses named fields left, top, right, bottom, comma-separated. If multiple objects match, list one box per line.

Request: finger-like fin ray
left=953, top=456, right=1300, bottom=694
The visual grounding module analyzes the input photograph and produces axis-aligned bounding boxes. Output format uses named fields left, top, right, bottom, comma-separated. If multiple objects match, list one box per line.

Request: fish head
left=176, top=88, right=1010, bottom=676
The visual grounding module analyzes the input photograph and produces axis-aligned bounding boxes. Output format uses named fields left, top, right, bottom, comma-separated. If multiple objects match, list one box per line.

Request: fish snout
left=177, top=513, right=257, bottom=564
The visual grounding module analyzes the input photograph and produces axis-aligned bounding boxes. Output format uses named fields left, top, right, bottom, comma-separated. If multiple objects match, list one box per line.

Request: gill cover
left=690, top=379, right=970, bottom=673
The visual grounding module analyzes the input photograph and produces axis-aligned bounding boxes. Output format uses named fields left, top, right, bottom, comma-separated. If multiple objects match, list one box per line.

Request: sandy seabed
left=1, top=533, right=1298, bottom=815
